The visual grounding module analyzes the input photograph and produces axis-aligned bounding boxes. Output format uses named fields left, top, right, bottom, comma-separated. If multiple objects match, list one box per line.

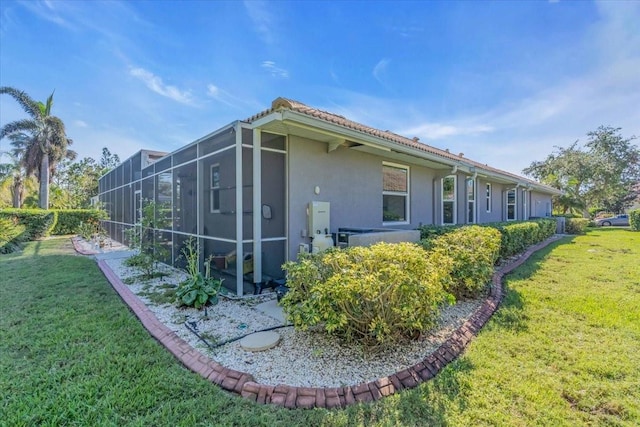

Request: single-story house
left=98, top=97, right=561, bottom=295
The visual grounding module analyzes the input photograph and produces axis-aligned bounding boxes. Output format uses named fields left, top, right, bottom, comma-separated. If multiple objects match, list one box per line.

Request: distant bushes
left=0, top=209, right=107, bottom=242
left=0, top=209, right=57, bottom=239
left=630, top=210, right=640, bottom=231
left=419, top=218, right=557, bottom=260
left=564, top=218, right=591, bottom=234
left=51, top=209, right=108, bottom=235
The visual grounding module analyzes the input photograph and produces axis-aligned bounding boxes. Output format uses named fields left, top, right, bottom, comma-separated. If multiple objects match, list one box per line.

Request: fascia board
left=279, top=110, right=465, bottom=167
left=256, top=109, right=562, bottom=196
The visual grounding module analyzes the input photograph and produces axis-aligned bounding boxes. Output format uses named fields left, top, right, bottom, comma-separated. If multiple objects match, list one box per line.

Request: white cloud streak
left=372, top=58, right=390, bottom=84
left=130, top=67, right=194, bottom=105
left=261, top=61, right=289, bottom=78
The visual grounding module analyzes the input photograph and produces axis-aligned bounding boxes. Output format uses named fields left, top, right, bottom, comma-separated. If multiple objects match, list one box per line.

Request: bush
left=565, top=218, right=591, bottom=234
left=175, top=238, right=223, bottom=309
left=0, top=209, right=57, bottom=239
left=419, top=219, right=556, bottom=261
left=51, top=209, right=107, bottom=235
left=0, top=218, right=27, bottom=254
left=423, top=226, right=501, bottom=299
left=630, top=210, right=640, bottom=231
left=281, top=243, right=453, bottom=348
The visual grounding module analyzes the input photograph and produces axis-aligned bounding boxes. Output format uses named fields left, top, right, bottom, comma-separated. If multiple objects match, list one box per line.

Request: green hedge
left=281, top=243, right=452, bottom=347
left=51, top=209, right=108, bottom=235
left=422, top=226, right=501, bottom=299
left=419, top=218, right=557, bottom=260
left=565, top=218, right=591, bottom=234
left=0, top=218, right=28, bottom=254
left=0, top=209, right=107, bottom=239
left=630, top=210, right=640, bottom=231
left=0, top=209, right=57, bottom=239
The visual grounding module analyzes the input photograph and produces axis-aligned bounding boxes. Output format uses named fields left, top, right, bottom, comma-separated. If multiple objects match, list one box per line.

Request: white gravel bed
left=103, top=254, right=483, bottom=388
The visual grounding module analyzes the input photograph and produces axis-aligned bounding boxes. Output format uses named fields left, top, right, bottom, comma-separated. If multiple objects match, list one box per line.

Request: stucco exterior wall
left=287, top=135, right=437, bottom=260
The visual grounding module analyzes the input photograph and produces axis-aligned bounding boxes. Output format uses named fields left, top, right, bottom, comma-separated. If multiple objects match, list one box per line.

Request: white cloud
left=372, top=58, right=390, bottom=84
left=400, top=123, right=494, bottom=140
left=74, top=120, right=88, bottom=128
left=206, top=84, right=219, bottom=97
left=205, top=83, right=246, bottom=109
left=129, top=67, right=194, bottom=105
left=244, top=1, right=275, bottom=45
left=261, top=61, right=289, bottom=78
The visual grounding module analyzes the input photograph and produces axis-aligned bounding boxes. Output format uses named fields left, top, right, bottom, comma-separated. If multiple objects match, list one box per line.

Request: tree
left=50, top=147, right=120, bottom=209
left=524, top=126, right=640, bottom=216
left=0, top=132, right=31, bottom=208
left=0, top=87, right=75, bottom=209
left=98, top=147, right=120, bottom=174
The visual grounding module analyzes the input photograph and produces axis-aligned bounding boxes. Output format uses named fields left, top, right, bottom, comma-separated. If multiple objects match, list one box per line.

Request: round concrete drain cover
left=240, top=331, right=281, bottom=352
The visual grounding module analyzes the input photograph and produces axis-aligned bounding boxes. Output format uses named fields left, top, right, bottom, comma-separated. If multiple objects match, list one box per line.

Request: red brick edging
left=94, top=236, right=564, bottom=409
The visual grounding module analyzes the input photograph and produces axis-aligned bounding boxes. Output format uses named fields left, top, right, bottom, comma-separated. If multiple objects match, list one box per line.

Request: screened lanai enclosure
left=98, top=123, right=287, bottom=296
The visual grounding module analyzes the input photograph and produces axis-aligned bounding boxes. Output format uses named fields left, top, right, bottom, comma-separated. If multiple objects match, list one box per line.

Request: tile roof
left=246, top=97, right=558, bottom=191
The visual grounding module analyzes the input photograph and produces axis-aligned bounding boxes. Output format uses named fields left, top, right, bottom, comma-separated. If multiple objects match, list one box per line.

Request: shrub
left=419, top=219, right=556, bottom=262
left=0, top=218, right=27, bottom=254
left=175, top=238, right=223, bottom=309
left=124, top=200, right=170, bottom=280
left=51, top=209, right=108, bottom=235
left=565, top=218, right=591, bottom=234
left=0, top=209, right=57, bottom=239
left=630, top=210, right=640, bottom=231
left=423, top=226, right=501, bottom=299
left=281, top=243, right=453, bottom=347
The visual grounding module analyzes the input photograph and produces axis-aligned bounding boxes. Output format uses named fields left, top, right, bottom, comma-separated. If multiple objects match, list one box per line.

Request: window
left=382, top=163, right=409, bottom=223
left=467, top=178, right=476, bottom=223
left=507, top=188, right=517, bottom=221
left=210, top=164, right=220, bottom=213
left=522, top=189, right=528, bottom=220
left=442, top=175, right=456, bottom=225
left=486, top=183, right=492, bottom=213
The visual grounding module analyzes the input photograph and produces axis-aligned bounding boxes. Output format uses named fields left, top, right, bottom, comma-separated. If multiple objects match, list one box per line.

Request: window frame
left=467, top=177, right=476, bottom=224
left=442, top=175, right=457, bottom=225
left=486, top=183, right=492, bottom=213
left=210, top=163, right=221, bottom=213
left=382, top=162, right=410, bottom=225
left=506, top=188, right=517, bottom=221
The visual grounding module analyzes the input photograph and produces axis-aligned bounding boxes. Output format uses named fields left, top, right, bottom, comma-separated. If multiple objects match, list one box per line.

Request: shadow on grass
left=489, top=236, right=575, bottom=332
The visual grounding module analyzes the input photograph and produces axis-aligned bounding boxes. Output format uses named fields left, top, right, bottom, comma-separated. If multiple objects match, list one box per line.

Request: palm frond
left=0, top=86, right=41, bottom=119
left=0, top=119, right=38, bottom=139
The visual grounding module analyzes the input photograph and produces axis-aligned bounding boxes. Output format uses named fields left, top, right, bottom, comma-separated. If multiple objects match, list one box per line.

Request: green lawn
left=1, top=229, right=638, bottom=426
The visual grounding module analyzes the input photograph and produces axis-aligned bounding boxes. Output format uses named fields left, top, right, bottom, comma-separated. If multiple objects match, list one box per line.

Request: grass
left=1, top=229, right=638, bottom=426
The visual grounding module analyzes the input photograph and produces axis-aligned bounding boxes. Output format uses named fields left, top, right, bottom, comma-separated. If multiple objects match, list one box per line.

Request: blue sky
left=1, top=0, right=638, bottom=176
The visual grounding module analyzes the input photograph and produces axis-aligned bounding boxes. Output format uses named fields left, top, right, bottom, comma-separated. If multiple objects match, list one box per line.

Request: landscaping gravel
left=102, top=252, right=483, bottom=388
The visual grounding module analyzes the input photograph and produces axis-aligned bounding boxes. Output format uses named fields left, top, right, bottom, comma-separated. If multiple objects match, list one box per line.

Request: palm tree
left=0, top=87, right=75, bottom=209
left=0, top=132, right=31, bottom=208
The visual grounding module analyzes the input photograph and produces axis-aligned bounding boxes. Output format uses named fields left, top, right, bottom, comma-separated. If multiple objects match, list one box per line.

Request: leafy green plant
left=564, top=218, right=591, bottom=234
left=629, top=209, right=640, bottom=231
left=175, top=237, right=223, bottom=309
left=0, top=208, right=57, bottom=239
left=281, top=242, right=453, bottom=348
left=418, top=218, right=556, bottom=262
left=124, top=200, right=170, bottom=280
left=0, top=217, right=27, bottom=253
left=51, top=209, right=107, bottom=235
left=423, top=226, right=501, bottom=299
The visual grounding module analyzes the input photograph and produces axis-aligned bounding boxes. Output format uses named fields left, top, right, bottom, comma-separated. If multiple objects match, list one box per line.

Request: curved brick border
left=94, top=235, right=566, bottom=409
